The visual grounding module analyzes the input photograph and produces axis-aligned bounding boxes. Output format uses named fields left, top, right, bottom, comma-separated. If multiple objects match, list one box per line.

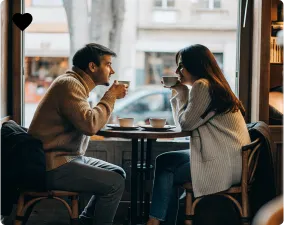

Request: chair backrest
left=241, top=137, right=262, bottom=188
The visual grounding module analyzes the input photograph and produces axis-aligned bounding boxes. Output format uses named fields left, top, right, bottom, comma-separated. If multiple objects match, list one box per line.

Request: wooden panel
left=269, top=125, right=283, bottom=195
left=10, top=0, right=23, bottom=124
left=271, top=0, right=279, bottom=21
left=237, top=0, right=254, bottom=122
left=275, top=143, right=282, bottom=195
left=270, top=125, right=283, bottom=143
left=1, top=0, right=9, bottom=118
left=252, top=0, right=272, bottom=124
left=259, top=0, right=272, bottom=124
left=270, top=64, right=283, bottom=89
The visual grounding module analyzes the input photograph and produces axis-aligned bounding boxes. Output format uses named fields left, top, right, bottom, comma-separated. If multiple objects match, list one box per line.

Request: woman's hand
left=161, top=80, right=189, bottom=92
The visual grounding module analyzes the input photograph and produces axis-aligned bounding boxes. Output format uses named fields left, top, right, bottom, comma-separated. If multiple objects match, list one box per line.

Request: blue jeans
left=149, top=150, right=191, bottom=225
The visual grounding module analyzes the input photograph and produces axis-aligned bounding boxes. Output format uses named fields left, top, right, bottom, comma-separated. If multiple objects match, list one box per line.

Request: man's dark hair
left=72, top=43, right=116, bottom=71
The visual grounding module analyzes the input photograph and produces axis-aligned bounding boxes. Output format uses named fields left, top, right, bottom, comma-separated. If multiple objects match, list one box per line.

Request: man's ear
left=88, top=62, right=98, bottom=73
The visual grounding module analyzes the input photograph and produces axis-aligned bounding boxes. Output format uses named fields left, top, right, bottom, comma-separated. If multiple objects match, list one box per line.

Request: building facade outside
left=24, top=0, right=239, bottom=127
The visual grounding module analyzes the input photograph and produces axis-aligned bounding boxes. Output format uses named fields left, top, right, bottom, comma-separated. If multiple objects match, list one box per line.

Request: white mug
left=118, top=80, right=130, bottom=87
left=149, top=118, right=166, bottom=128
left=118, top=118, right=134, bottom=127
left=162, top=76, right=178, bottom=87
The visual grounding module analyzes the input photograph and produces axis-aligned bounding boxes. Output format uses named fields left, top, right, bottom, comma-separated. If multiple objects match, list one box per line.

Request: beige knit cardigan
left=170, top=79, right=251, bottom=197
left=28, top=66, right=116, bottom=171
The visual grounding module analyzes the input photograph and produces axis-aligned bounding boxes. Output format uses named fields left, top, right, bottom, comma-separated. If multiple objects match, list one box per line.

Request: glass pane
left=32, top=0, right=63, bottom=6
left=199, top=0, right=210, bottom=8
left=24, top=0, right=240, bottom=129
left=154, top=0, right=163, bottom=7
left=167, top=0, right=175, bottom=7
left=214, top=0, right=221, bottom=9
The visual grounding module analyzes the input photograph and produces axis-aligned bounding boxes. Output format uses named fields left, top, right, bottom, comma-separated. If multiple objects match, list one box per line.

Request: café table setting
left=97, top=117, right=191, bottom=224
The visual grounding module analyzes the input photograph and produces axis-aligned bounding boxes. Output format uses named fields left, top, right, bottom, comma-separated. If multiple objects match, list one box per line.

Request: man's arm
left=57, top=78, right=116, bottom=136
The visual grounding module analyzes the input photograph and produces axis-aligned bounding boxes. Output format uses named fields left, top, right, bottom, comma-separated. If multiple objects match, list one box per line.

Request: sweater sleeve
left=57, top=78, right=116, bottom=136
left=170, top=79, right=215, bottom=131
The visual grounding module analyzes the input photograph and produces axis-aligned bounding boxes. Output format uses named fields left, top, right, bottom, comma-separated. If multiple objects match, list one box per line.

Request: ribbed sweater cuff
left=99, top=91, right=117, bottom=109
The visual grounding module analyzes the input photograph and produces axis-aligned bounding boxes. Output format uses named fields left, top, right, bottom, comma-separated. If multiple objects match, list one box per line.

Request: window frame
left=209, top=0, right=221, bottom=9
left=199, top=0, right=221, bottom=10
left=154, top=0, right=175, bottom=9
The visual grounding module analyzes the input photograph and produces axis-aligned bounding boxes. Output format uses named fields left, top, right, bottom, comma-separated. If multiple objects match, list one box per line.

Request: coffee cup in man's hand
left=162, top=76, right=178, bottom=87
left=117, top=80, right=130, bottom=88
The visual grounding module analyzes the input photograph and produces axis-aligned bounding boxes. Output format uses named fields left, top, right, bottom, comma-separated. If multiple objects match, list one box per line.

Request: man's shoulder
left=53, top=74, right=84, bottom=89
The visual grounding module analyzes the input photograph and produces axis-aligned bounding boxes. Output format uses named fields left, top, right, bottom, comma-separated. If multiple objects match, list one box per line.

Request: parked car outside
left=108, top=85, right=175, bottom=125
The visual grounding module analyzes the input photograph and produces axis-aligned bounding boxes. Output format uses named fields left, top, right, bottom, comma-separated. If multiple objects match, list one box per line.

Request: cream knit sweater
left=170, top=79, right=251, bottom=197
left=28, top=66, right=116, bottom=171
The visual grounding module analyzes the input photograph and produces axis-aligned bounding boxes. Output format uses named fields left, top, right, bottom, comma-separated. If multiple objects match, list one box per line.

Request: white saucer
left=139, top=125, right=176, bottom=131
left=106, top=124, right=140, bottom=130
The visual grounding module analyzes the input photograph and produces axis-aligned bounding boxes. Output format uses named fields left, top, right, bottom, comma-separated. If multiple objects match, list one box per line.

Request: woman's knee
left=155, top=152, right=172, bottom=168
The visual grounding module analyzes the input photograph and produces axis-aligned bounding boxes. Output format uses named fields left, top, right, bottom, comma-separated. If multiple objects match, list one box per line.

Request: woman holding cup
left=146, top=44, right=251, bottom=225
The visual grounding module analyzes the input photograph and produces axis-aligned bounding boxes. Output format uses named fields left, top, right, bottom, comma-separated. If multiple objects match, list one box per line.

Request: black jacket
left=247, top=121, right=277, bottom=216
left=1, top=120, right=46, bottom=216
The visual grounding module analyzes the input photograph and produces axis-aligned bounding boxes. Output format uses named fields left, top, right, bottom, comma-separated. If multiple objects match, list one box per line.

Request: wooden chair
left=183, top=138, right=262, bottom=225
left=14, top=190, right=79, bottom=225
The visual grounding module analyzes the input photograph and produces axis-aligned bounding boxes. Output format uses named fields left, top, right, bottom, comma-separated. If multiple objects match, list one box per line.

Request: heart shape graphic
left=12, top=13, right=33, bottom=31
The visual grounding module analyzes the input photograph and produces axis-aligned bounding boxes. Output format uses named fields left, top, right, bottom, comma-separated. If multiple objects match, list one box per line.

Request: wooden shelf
left=270, top=63, right=283, bottom=65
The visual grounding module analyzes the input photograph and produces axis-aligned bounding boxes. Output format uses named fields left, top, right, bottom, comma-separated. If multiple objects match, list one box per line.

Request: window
left=32, top=0, right=63, bottom=7
left=199, top=0, right=221, bottom=9
left=24, top=0, right=240, bottom=128
left=145, top=52, right=223, bottom=84
left=116, top=92, right=173, bottom=125
left=213, top=53, right=223, bottom=70
left=154, top=0, right=175, bottom=8
left=145, top=52, right=176, bottom=85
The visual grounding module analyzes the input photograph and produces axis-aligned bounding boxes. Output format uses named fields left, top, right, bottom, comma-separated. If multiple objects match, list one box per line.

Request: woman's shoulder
left=191, top=79, right=209, bottom=92
left=193, top=78, right=209, bottom=87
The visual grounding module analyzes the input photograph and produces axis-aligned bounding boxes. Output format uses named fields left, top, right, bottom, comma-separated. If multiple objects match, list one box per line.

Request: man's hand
left=107, top=80, right=128, bottom=99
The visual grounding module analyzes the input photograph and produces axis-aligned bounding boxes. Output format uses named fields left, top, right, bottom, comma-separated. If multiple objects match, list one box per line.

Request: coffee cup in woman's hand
left=169, top=80, right=189, bottom=92
left=162, top=76, right=179, bottom=87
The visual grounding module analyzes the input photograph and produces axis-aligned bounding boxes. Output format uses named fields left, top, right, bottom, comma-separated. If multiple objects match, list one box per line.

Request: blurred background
left=24, top=0, right=239, bottom=127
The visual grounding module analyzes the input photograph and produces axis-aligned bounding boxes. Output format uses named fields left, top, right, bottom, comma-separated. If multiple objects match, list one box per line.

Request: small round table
left=97, top=127, right=191, bottom=225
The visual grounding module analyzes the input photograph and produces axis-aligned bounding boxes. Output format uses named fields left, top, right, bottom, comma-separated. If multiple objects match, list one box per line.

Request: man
left=28, top=43, right=128, bottom=225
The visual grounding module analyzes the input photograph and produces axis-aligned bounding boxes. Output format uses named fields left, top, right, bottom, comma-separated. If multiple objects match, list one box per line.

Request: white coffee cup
left=118, top=80, right=130, bottom=87
left=162, top=76, right=178, bottom=87
left=149, top=118, right=167, bottom=128
left=118, top=118, right=134, bottom=127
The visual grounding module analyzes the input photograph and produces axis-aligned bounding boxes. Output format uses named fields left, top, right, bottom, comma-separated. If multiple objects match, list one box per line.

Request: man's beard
left=104, top=82, right=110, bottom=86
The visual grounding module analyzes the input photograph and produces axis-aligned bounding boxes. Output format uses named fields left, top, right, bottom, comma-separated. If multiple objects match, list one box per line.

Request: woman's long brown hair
left=176, top=44, right=245, bottom=117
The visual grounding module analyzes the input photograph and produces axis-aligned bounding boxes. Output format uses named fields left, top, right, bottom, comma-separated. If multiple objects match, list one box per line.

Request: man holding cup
left=28, top=43, right=128, bottom=225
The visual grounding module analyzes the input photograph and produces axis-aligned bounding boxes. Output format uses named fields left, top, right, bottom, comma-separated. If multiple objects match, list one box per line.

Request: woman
left=146, top=44, right=251, bottom=225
